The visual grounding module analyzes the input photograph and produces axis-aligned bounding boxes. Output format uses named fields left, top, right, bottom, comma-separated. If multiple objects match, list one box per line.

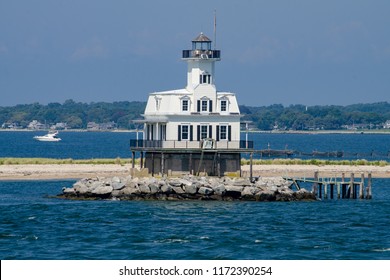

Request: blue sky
left=1, top=0, right=389, bottom=106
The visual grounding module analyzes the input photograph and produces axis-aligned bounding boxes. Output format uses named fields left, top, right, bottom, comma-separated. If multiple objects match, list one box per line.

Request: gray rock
left=198, top=186, right=214, bottom=195
left=148, top=183, right=160, bottom=194
left=172, top=186, right=185, bottom=194
left=92, top=185, right=113, bottom=195
left=112, top=176, right=121, bottom=183
left=178, top=178, right=193, bottom=187
left=138, top=184, right=151, bottom=194
left=111, top=190, right=121, bottom=197
left=169, top=179, right=183, bottom=187
left=279, top=187, right=294, bottom=194
left=232, top=178, right=252, bottom=186
left=73, top=181, right=90, bottom=194
left=123, top=186, right=140, bottom=195
left=112, top=182, right=126, bottom=190
left=225, top=185, right=244, bottom=193
left=62, top=187, right=75, bottom=194
left=160, top=184, right=172, bottom=193
left=208, top=177, right=221, bottom=187
left=213, top=184, right=226, bottom=195
left=184, top=184, right=198, bottom=194
left=241, top=187, right=257, bottom=196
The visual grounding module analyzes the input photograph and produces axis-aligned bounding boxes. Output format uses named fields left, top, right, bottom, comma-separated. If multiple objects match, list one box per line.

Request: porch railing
left=130, top=139, right=254, bottom=150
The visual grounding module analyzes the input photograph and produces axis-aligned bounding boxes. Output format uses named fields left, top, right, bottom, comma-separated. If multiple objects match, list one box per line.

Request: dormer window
left=182, top=100, right=189, bottom=111
left=180, top=96, right=191, bottom=112
left=201, top=100, right=208, bottom=111
left=197, top=97, right=213, bottom=113
left=219, top=97, right=229, bottom=113
left=221, top=100, right=227, bottom=112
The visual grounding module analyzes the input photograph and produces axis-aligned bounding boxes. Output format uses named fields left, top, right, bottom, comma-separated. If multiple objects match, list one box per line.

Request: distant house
left=87, top=121, right=117, bottom=131
left=384, top=120, right=390, bottom=129
left=27, top=120, right=47, bottom=130
left=50, top=122, right=68, bottom=130
left=87, top=122, right=100, bottom=130
left=1, top=122, right=21, bottom=129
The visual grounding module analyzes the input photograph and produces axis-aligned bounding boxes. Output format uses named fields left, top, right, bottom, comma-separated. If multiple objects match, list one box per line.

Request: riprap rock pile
left=59, top=175, right=316, bottom=201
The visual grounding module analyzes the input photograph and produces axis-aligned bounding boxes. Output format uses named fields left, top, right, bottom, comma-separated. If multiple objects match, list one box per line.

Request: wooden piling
left=151, top=153, right=155, bottom=176
left=189, top=153, right=192, bottom=175
left=324, top=183, right=328, bottom=199
left=330, top=183, right=334, bottom=199
left=131, top=151, right=135, bottom=169
left=217, top=153, right=221, bottom=177
left=318, top=182, right=322, bottom=199
left=341, top=183, right=346, bottom=199
left=249, top=152, right=253, bottom=182
left=312, top=171, right=319, bottom=195
left=161, top=152, right=165, bottom=175
left=366, top=173, right=372, bottom=199
left=337, top=183, right=341, bottom=199
left=350, top=173, right=354, bottom=199
left=358, top=174, right=364, bottom=199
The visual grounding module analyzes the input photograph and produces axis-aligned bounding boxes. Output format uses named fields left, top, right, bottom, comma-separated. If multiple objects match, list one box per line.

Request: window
left=197, top=99, right=212, bottom=112
left=220, top=125, right=227, bottom=140
left=201, top=100, right=208, bottom=112
left=182, top=100, right=189, bottom=111
left=217, top=125, right=231, bottom=141
left=199, top=74, right=211, bottom=84
left=220, top=100, right=227, bottom=112
left=201, top=125, right=208, bottom=139
left=182, top=125, right=189, bottom=140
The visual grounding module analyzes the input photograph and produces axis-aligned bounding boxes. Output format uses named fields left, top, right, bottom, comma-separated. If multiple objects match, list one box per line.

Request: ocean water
left=0, top=180, right=389, bottom=260
left=0, top=130, right=389, bottom=160
left=0, top=131, right=389, bottom=260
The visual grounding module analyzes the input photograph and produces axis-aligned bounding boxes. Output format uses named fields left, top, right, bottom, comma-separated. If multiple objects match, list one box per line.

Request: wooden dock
left=284, top=171, right=373, bottom=199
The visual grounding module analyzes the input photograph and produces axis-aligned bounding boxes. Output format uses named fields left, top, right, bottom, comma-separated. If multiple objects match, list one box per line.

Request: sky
left=0, top=0, right=389, bottom=107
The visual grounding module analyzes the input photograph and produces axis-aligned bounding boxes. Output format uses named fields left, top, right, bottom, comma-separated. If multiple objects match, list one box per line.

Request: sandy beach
left=1, top=163, right=390, bottom=180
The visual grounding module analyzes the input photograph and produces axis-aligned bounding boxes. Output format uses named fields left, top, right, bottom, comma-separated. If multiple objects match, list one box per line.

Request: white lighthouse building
left=130, top=33, right=253, bottom=176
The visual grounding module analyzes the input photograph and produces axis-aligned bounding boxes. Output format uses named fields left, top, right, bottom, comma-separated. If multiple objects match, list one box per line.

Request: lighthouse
left=130, top=33, right=253, bottom=176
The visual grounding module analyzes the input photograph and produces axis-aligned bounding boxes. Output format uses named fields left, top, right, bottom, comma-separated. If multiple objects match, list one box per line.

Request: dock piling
left=350, top=173, right=354, bottom=199
left=366, top=173, right=372, bottom=199
left=359, top=173, right=364, bottom=199
left=284, top=171, right=373, bottom=200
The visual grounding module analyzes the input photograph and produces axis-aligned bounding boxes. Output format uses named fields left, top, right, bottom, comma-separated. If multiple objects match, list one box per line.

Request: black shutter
left=216, top=125, right=220, bottom=141
left=209, top=125, right=212, bottom=138
left=178, top=125, right=181, bottom=141
left=209, top=100, right=213, bottom=112
left=197, top=125, right=200, bottom=141
left=197, top=100, right=200, bottom=112
left=228, top=125, right=232, bottom=141
left=190, top=125, right=193, bottom=141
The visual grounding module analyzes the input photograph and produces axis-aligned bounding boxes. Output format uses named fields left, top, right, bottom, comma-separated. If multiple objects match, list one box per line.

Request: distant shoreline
left=0, top=129, right=137, bottom=133
left=1, top=163, right=389, bottom=181
left=1, top=128, right=390, bottom=134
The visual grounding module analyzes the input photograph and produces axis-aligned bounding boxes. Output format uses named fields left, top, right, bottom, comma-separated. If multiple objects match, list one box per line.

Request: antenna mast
left=214, top=10, right=217, bottom=50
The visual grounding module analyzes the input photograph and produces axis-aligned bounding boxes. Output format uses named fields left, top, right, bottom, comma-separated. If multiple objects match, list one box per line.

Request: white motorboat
left=33, top=131, right=62, bottom=142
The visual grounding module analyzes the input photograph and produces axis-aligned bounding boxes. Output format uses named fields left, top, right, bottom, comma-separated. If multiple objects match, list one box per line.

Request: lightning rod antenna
left=214, top=10, right=217, bottom=50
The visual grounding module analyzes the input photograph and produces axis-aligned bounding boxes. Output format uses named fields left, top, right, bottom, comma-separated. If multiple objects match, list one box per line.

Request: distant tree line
left=240, top=102, right=390, bottom=130
left=1, top=100, right=390, bottom=130
left=0, top=99, right=146, bottom=129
